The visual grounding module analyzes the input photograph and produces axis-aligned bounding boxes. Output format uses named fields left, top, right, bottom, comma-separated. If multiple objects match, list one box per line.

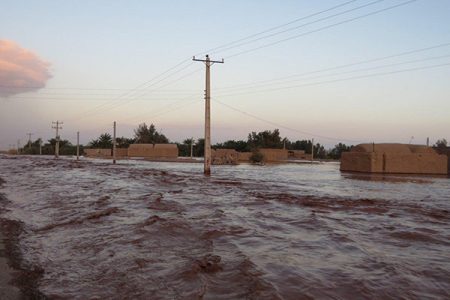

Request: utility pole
left=113, top=121, right=116, bottom=164
left=193, top=54, right=224, bottom=175
left=76, top=131, right=80, bottom=161
left=26, top=133, right=33, bottom=149
left=17, top=139, right=21, bottom=154
left=52, top=121, right=63, bottom=158
left=426, top=137, right=429, bottom=147
left=311, top=138, right=314, bottom=162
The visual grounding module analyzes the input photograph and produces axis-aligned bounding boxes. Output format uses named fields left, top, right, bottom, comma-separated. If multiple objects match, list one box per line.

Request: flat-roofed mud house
left=340, top=143, right=448, bottom=175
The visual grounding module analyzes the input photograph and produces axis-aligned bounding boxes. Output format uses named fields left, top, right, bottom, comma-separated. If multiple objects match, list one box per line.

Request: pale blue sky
left=1, top=0, right=450, bottom=149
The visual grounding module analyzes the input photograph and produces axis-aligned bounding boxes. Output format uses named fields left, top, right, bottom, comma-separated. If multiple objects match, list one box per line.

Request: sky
left=1, top=0, right=450, bottom=149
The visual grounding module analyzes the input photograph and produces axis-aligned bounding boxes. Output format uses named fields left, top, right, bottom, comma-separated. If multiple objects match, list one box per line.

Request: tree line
left=16, top=123, right=449, bottom=160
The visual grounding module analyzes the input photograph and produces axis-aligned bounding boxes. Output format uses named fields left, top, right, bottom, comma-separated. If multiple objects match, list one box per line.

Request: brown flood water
left=0, top=155, right=449, bottom=299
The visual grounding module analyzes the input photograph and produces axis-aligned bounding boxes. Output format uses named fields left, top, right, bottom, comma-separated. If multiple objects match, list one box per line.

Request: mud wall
left=384, top=153, right=447, bottom=174
left=435, top=147, right=450, bottom=174
left=341, top=152, right=382, bottom=173
left=260, top=149, right=288, bottom=162
left=116, top=148, right=128, bottom=157
left=84, top=148, right=128, bottom=158
left=288, top=150, right=312, bottom=160
left=238, top=152, right=252, bottom=162
left=212, top=149, right=239, bottom=165
left=84, top=149, right=112, bottom=157
left=128, top=144, right=178, bottom=158
left=340, top=144, right=448, bottom=175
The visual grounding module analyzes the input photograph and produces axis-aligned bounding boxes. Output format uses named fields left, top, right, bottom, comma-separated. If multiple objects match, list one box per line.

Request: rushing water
left=0, top=155, right=449, bottom=299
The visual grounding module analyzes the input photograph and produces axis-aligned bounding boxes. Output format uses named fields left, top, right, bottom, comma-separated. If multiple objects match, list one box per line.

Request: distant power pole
left=26, top=133, right=33, bottom=149
left=76, top=131, right=80, bottom=161
left=113, top=121, right=116, bottom=164
left=193, top=54, right=224, bottom=175
left=311, top=138, right=314, bottom=162
left=52, top=121, right=63, bottom=158
left=426, top=137, right=429, bottom=147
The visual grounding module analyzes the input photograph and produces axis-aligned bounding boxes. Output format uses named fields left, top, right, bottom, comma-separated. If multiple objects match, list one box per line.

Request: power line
left=10, top=96, right=198, bottom=101
left=215, top=61, right=450, bottom=98
left=198, top=0, right=360, bottom=55
left=0, top=85, right=195, bottom=92
left=215, top=53, right=450, bottom=94
left=216, top=42, right=450, bottom=91
left=227, top=0, right=417, bottom=59
left=71, top=66, right=203, bottom=122
left=71, top=62, right=195, bottom=119
left=213, top=98, right=364, bottom=143
left=120, top=94, right=201, bottom=123
left=210, top=0, right=385, bottom=56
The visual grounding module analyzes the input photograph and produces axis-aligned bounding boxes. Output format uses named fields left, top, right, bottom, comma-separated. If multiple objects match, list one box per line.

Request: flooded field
left=0, top=155, right=449, bottom=299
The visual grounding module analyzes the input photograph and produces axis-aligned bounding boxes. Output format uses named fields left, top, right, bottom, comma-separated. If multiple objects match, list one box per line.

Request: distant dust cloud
left=0, top=40, right=52, bottom=97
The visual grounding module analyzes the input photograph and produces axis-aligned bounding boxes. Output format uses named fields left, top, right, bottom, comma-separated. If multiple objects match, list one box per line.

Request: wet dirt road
left=0, top=155, right=449, bottom=299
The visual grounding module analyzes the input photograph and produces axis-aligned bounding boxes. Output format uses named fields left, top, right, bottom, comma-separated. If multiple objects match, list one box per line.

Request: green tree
left=88, top=133, right=112, bottom=149
left=134, top=123, right=169, bottom=144
left=194, top=138, right=205, bottom=157
left=289, top=140, right=309, bottom=152
left=116, top=137, right=135, bottom=148
left=247, top=129, right=283, bottom=149
left=328, top=143, right=351, bottom=160
left=434, top=139, right=448, bottom=149
left=314, top=143, right=327, bottom=159
left=213, top=140, right=250, bottom=152
left=176, top=138, right=195, bottom=157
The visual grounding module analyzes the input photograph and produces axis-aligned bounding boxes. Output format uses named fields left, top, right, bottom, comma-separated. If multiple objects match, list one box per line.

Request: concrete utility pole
left=113, top=121, right=116, bottom=164
left=311, top=138, right=314, bottom=162
left=26, top=133, right=33, bottom=149
left=76, top=131, right=80, bottom=161
left=52, top=121, right=63, bottom=158
left=193, top=54, right=224, bottom=175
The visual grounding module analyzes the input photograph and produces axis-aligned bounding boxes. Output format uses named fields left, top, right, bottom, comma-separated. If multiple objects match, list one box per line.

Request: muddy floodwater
left=0, top=155, right=449, bottom=299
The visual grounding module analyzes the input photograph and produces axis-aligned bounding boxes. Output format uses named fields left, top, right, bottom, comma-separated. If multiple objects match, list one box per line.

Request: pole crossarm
left=193, top=55, right=224, bottom=64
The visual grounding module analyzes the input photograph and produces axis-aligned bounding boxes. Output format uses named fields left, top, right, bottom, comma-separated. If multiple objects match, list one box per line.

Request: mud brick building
left=340, top=143, right=448, bottom=175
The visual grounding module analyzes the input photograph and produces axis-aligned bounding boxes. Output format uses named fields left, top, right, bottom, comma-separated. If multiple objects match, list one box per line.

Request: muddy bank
left=0, top=155, right=449, bottom=299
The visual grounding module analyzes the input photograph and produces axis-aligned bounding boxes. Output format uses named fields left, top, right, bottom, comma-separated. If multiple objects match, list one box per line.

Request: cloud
left=0, top=40, right=52, bottom=97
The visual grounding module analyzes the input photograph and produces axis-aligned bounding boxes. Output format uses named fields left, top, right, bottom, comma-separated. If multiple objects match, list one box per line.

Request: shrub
left=249, top=150, right=264, bottom=164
